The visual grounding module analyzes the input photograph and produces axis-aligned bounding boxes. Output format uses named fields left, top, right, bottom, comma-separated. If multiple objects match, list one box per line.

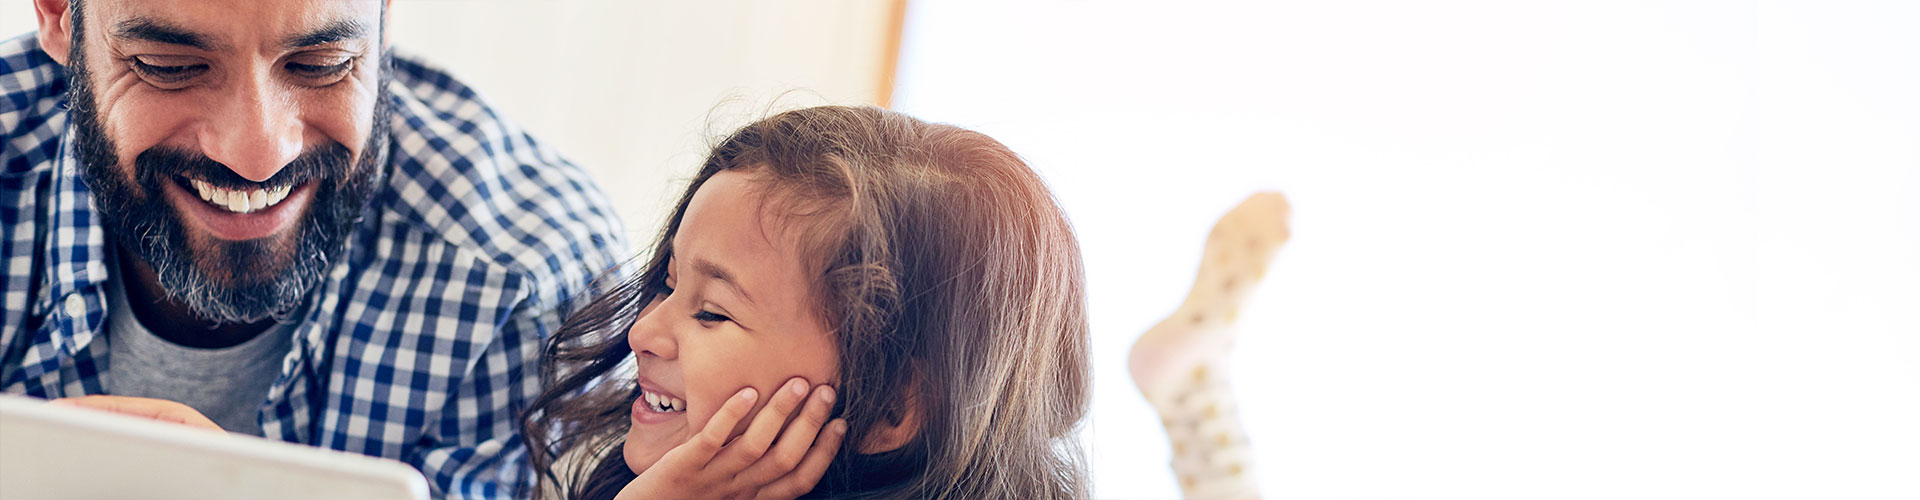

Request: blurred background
left=5, top=1, right=1916, bottom=498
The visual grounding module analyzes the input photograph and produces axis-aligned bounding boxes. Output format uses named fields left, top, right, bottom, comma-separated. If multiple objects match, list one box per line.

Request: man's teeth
left=191, top=179, right=291, bottom=214
left=642, top=389, right=686, bottom=413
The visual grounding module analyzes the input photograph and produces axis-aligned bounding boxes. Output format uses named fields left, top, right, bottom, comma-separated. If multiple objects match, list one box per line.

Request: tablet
left=0, top=394, right=429, bottom=500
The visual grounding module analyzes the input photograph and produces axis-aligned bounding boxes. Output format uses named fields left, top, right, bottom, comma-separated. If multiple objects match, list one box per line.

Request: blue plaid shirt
left=0, top=34, right=626, bottom=499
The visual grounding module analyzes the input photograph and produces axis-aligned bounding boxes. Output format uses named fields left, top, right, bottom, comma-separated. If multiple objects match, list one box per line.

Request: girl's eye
left=692, top=310, right=731, bottom=324
left=131, top=57, right=208, bottom=84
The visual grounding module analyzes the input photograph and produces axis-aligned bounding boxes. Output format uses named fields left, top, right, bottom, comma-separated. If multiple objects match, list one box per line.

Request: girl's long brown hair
left=521, top=106, right=1090, bottom=500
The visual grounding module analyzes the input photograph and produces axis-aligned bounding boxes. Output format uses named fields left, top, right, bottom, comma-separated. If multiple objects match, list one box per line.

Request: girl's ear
left=857, top=370, right=923, bottom=454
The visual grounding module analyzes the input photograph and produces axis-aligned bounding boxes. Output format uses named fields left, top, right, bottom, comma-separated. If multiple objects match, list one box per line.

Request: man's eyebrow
left=691, top=258, right=756, bottom=306
left=113, top=18, right=221, bottom=51
left=284, top=19, right=370, bottom=49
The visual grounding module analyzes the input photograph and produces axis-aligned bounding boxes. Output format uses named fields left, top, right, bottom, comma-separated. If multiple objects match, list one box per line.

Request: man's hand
left=616, top=378, right=848, bottom=500
left=49, top=395, right=225, bottom=432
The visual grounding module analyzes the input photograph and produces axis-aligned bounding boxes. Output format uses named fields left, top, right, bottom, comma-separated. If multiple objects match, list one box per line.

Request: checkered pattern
left=0, top=34, right=627, bottom=499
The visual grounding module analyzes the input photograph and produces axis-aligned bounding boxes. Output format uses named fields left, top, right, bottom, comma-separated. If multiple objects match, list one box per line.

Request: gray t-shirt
left=99, top=263, right=295, bottom=437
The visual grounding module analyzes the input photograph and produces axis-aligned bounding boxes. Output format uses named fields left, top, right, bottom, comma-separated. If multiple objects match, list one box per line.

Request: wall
left=387, top=0, right=899, bottom=239
left=893, top=1, right=1920, bottom=499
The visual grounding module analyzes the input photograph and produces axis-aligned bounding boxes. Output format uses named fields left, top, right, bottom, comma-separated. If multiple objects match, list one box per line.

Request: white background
left=893, top=1, right=1918, bottom=499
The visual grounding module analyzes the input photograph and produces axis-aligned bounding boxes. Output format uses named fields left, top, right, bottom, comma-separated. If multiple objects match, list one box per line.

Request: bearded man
left=0, top=1, right=627, bottom=498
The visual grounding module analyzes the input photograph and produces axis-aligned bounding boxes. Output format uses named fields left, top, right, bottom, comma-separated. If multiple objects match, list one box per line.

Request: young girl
left=521, top=106, right=1092, bottom=500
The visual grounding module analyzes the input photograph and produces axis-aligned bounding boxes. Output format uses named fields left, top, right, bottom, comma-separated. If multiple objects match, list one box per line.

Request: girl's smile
left=631, top=375, right=688, bottom=425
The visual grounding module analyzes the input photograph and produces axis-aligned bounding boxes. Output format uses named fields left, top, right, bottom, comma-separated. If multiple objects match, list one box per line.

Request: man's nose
left=199, top=77, right=303, bottom=183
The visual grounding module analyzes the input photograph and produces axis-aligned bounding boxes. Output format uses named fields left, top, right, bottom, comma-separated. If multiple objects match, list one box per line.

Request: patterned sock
left=1130, top=192, right=1290, bottom=500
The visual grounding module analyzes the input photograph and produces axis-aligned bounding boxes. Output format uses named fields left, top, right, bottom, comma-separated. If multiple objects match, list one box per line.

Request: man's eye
left=131, top=58, right=208, bottom=83
left=692, top=311, right=731, bottom=324
left=286, top=59, right=353, bottom=80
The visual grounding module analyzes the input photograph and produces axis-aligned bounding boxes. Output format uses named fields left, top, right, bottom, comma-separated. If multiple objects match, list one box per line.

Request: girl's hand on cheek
left=616, top=378, right=848, bottom=500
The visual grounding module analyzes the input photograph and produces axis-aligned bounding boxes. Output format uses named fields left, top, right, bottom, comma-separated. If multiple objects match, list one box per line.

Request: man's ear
left=858, top=371, right=923, bottom=454
left=381, top=0, right=393, bottom=52
left=33, top=0, right=74, bottom=66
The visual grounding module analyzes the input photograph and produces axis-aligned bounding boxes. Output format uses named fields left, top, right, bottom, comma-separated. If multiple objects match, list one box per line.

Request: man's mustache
left=133, top=144, right=353, bottom=190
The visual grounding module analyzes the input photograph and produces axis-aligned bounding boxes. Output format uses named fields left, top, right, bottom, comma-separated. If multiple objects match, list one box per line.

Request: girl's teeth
left=641, top=390, right=686, bottom=413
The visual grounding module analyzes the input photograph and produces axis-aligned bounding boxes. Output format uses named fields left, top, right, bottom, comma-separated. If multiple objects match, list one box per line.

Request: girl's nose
left=627, top=295, right=677, bottom=360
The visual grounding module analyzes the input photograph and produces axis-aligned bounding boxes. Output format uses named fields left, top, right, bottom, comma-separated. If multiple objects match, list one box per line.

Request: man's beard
left=66, top=48, right=392, bottom=325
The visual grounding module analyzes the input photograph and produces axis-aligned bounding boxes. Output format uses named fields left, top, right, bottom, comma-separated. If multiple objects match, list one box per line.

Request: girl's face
left=623, top=170, right=841, bottom=473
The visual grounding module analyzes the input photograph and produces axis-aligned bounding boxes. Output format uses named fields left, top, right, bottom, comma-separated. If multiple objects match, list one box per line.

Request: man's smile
left=186, top=178, right=294, bottom=214
left=161, top=175, right=316, bottom=241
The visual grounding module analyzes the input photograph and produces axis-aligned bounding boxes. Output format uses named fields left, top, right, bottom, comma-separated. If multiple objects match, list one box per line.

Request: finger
left=674, top=386, right=760, bottom=465
left=736, top=383, right=835, bottom=486
left=754, top=418, right=847, bottom=500
left=637, top=386, right=761, bottom=493
left=713, top=377, right=811, bottom=473
left=52, top=395, right=223, bottom=431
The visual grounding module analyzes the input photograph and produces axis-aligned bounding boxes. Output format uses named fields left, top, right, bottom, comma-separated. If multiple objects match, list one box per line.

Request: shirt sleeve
left=410, top=290, right=550, bottom=500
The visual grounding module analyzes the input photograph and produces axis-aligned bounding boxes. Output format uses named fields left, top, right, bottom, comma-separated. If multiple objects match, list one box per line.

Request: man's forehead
left=92, top=0, right=382, bottom=51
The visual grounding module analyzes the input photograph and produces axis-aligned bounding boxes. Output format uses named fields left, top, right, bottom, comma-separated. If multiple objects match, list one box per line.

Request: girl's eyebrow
left=690, top=257, right=756, bottom=306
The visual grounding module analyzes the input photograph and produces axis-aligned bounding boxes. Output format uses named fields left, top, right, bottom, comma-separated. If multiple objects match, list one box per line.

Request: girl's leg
left=1129, top=192, right=1290, bottom=500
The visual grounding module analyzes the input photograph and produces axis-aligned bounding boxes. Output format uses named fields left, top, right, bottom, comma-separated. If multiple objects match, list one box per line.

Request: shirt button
left=64, top=295, right=87, bottom=319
